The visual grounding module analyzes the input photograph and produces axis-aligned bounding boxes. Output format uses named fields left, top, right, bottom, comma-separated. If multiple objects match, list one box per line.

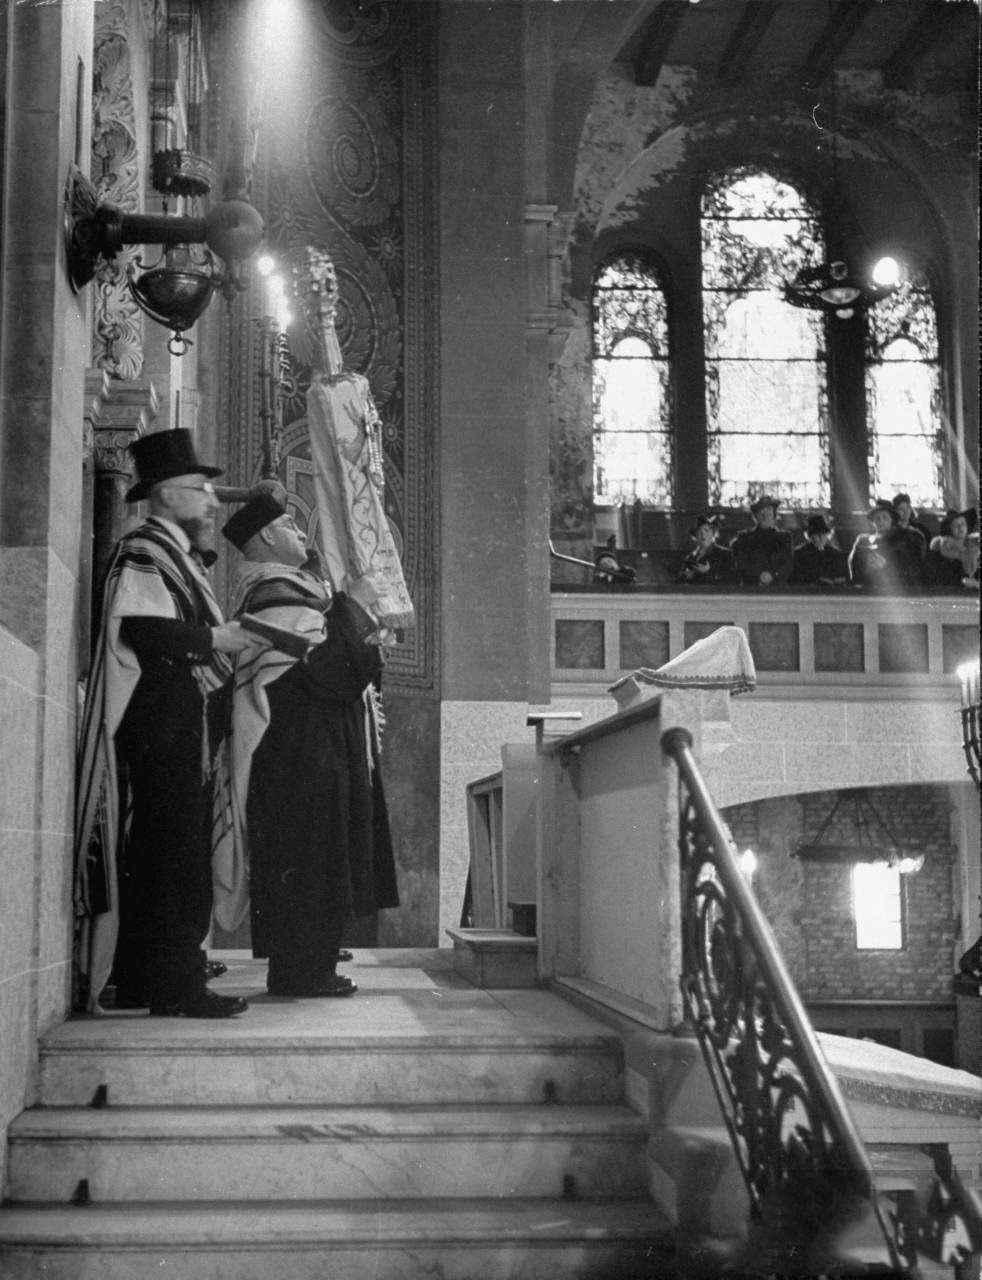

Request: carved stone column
left=90, top=377, right=160, bottom=621
left=80, top=370, right=112, bottom=669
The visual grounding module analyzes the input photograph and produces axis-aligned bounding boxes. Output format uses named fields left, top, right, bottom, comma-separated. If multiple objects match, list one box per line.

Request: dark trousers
left=114, top=739, right=213, bottom=1004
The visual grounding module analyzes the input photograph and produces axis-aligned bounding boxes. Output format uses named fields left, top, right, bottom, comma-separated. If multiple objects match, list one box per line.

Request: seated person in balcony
left=789, top=514, right=848, bottom=587
left=848, top=499, right=924, bottom=590
left=925, top=507, right=980, bottom=590
left=729, top=495, right=793, bottom=588
left=676, top=514, right=733, bottom=585
left=892, top=492, right=933, bottom=550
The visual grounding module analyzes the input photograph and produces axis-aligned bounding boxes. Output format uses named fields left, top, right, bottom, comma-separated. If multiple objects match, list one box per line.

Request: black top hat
left=749, top=494, right=780, bottom=515
left=126, top=429, right=222, bottom=502
left=805, top=514, right=833, bottom=536
left=868, top=498, right=898, bottom=523
left=222, top=492, right=288, bottom=551
left=688, top=514, right=720, bottom=538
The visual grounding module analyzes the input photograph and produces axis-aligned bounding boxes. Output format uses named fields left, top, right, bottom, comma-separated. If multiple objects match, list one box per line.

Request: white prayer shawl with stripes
left=210, top=562, right=329, bottom=934
left=74, top=519, right=229, bottom=1012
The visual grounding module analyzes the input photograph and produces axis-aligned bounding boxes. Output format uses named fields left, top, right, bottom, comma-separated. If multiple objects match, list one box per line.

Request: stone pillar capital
left=91, top=377, right=160, bottom=477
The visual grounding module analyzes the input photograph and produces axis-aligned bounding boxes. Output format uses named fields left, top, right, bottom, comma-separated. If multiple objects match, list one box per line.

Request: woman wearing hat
left=790, top=514, right=848, bottom=587
left=848, top=499, right=923, bottom=590
left=74, top=429, right=259, bottom=1017
left=925, top=508, right=980, bottom=590
left=676, top=515, right=733, bottom=585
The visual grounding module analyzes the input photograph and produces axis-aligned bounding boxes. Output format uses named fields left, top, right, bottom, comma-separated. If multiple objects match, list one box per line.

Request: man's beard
left=177, top=515, right=216, bottom=553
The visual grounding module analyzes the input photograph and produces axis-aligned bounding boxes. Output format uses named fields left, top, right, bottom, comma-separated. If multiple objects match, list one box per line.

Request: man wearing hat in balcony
left=848, top=498, right=923, bottom=590
left=75, top=428, right=257, bottom=1017
left=676, top=514, right=733, bottom=585
left=219, top=493, right=399, bottom=999
left=789, top=514, right=848, bottom=587
left=729, top=494, right=793, bottom=588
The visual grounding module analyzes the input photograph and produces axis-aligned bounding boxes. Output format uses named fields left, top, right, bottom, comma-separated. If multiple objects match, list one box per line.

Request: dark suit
left=110, top=523, right=228, bottom=1006
left=730, top=525, right=793, bottom=586
left=790, top=541, right=848, bottom=586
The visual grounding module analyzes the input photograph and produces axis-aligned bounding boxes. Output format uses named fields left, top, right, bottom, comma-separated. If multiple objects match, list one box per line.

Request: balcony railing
left=662, top=725, right=982, bottom=1279
left=552, top=589, right=979, bottom=693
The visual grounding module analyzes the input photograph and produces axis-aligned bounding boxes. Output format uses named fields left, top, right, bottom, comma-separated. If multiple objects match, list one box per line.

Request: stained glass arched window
left=865, top=277, right=943, bottom=509
left=591, top=252, right=673, bottom=507
left=702, top=169, right=830, bottom=508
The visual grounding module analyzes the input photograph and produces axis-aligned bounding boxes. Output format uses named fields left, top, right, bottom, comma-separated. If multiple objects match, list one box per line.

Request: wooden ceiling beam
left=717, top=0, right=780, bottom=84
left=802, top=0, right=877, bottom=82
left=881, top=1, right=964, bottom=88
left=633, top=0, right=690, bottom=87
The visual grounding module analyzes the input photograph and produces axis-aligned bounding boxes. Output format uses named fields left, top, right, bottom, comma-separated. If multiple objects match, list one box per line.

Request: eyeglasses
left=167, top=482, right=216, bottom=495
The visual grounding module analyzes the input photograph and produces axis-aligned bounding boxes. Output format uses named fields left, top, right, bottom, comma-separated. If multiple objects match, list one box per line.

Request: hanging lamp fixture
left=65, top=0, right=264, bottom=354
left=782, top=29, right=902, bottom=321
left=792, top=787, right=924, bottom=874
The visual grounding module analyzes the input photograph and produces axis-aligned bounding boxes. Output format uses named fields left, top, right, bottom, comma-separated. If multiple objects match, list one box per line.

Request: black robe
left=242, top=584, right=399, bottom=979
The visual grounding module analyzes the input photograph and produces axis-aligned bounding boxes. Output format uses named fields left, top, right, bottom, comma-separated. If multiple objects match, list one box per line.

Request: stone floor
left=57, top=948, right=611, bottom=1044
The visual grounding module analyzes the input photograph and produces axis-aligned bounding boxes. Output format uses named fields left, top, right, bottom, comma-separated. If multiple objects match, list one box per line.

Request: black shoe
left=149, top=991, right=248, bottom=1018
left=203, top=959, right=228, bottom=980
left=267, top=974, right=357, bottom=998
left=336, top=949, right=353, bottom=964
left=112, top=988, right=149, bottom=1010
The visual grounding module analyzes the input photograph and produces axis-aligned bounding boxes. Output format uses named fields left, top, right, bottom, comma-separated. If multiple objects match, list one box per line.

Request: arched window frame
left=864, top=272, right=945, bottom=510
left=590, top=248, right=674, bottom=510
left=700, top=166, right=832, bottom=511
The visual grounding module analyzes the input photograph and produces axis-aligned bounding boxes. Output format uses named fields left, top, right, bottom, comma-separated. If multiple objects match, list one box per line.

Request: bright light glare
left=739, top=849, right=758, bottom=878
left=256, top=255, right=276, bottom=278
left=871, top=256, right=900, bottom=288
left=853, top=863, right=903, bottom=950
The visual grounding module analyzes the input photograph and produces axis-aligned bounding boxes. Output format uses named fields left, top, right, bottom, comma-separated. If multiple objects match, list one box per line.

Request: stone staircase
left=0, top=951, right=676, bottom=1279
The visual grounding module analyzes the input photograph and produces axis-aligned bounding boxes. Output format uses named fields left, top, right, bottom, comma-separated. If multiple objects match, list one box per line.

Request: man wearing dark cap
left=75, top=429, right=256, bottom=1016
left=729, top=495, right=793, bottom=587
left=220, top=493, right=399, bottom=998
left=676, top=514, right=733, bottom=585
left=790, top=514, right=848, bottom=587
left=848, top=498, right=923, bottom=590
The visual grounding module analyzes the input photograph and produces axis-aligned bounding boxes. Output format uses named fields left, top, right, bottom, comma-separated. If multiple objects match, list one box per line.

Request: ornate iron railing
left=661, top=726, right=982, bottom=1280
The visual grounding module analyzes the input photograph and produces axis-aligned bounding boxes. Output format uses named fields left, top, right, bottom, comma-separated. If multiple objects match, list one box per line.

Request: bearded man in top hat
left=75, top=428, right=257, bottom=1016
left=218, top=493, right=399, bottom=998
left=729, top=495, right=793, bottom=587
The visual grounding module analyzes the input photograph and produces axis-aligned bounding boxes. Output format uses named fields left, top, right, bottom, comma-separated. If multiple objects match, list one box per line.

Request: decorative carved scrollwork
left=91, top=0, right=145, bottom=381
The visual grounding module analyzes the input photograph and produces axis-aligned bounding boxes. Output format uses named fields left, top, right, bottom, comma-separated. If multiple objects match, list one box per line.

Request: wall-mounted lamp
left=64, top=164, right=264, bottom=355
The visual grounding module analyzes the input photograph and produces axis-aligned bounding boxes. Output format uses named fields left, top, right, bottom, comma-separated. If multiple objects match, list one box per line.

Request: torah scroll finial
left=293, top=246, right=344, bottom=377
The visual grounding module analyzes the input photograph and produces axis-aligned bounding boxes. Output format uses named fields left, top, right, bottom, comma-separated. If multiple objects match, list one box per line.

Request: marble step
left=38, top=1032, right=625, bottom=1107
left=0, top=1198, right=677, bottom=1280
left=7, top=1104, right=648, bottom=1203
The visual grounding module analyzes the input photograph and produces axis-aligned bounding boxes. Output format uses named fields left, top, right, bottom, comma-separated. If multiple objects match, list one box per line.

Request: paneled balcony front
left=551, top=587, right=980, bottom=699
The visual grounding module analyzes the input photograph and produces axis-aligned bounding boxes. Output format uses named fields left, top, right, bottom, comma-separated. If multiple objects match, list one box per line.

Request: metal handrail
left=661, top=725, right=904, bottom=1276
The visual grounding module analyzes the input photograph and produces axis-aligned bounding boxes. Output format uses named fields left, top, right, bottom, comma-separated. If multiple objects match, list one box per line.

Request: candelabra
left=254, top=257, right=293, bottom=479
left=957, top=659, right=981, bottom=790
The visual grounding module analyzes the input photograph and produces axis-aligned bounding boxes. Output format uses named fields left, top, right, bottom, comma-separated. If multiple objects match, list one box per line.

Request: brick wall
left=722, top=785, right=958, bottom=1003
